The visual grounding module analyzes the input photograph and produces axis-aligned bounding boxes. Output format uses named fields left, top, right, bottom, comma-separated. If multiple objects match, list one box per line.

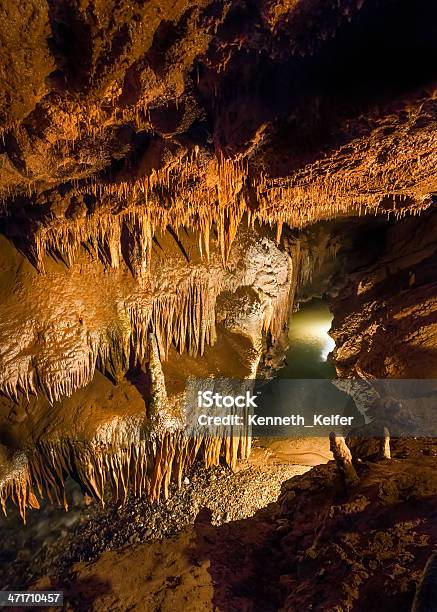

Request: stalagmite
left=379, top=427, right=391, bottom=460
left=329, top=432, right=359, bottom=487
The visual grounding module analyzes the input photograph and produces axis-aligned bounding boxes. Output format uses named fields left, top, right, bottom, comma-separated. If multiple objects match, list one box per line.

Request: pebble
left=0, top=462, right=308, bottom=589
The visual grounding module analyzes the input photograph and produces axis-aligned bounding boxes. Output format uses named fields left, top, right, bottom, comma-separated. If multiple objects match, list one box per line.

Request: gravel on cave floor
left=0, top=461, right=309, bottom=590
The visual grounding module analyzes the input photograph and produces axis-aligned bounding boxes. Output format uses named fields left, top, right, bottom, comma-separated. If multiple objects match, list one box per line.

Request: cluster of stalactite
left=32, top=167, right=424, bottom=275
left=27, top=97, right=435, bottom=274
left=130, top=275, right=219, bottom=361
left=0, top=432, right=251, bottom=521
left=0, top=431, right=250, bottom=519
left=0, top=323, right=131, bottom=404
left=283, top=228, right=340, bottom=304
left=0, top=449, right=40, bottom=522
left=23, top=430, right=250, bottom=516
left=0, top=222, right=293, bottom=404
left=0, top=276, right=219, bottom=402
left=0, top=335, right=251, bottom=520
left=31, top=153, right=247, bottom=271
left=0, top=256, right=220, bottom=402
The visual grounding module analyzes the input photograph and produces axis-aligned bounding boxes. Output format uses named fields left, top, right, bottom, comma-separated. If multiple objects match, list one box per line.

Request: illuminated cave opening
left=281, top=298, right=336, bottom=379
left=257, top=295, right=361, bottom=468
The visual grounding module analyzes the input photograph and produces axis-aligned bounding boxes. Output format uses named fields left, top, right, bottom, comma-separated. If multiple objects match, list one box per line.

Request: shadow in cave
left=46, top=576, right=112, bottom=612
left=125, top=354, right=153, bottom=408
left=205, top=0, right=437, bottom=163
left=189, top=474, right=437, bottom=612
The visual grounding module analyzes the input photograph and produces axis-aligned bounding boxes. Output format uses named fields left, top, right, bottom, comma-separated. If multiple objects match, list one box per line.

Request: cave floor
left=32, top=438, right=437, bottom=612
left=0, top=454, right=310, bottom=592
left=2, top=439, right=437, bottom=611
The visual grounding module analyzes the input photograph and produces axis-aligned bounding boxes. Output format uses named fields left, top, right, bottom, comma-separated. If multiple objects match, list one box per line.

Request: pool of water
left=280, top=298, right=336, bottom=379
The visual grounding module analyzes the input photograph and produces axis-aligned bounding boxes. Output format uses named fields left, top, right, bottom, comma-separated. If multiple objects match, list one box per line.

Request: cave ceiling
left=0, top=0, right=436, bottom=265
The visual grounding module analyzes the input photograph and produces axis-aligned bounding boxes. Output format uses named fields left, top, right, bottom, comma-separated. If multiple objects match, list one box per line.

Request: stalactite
left=0, top=268, right=220, bottom=403
left=0, top=449, right=39, bottom=523
left=22, top=424, right=252, bottom=513
left=2, top=423, right=253, bottom=518
left=262, top=272, right=293, bottom=341
left=127, top=273, right=220, bottom=364
left=15, top=90, right=432, bottom=283
left=0, top=226, right=293, bottom=403
left=1, top=331, right=254, bottom=519
left=29, top=136, right=432, bottom=274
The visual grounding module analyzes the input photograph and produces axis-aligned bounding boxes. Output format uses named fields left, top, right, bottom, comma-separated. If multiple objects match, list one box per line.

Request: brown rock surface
left=0, top=0, right=435, bottom=249
left=330, top=210, right=437, bottom=378
left=33, top=445, right=437, bottom=611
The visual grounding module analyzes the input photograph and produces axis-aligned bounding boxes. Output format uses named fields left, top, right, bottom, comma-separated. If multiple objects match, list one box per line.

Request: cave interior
left=0, top=0, right=436, bottom=609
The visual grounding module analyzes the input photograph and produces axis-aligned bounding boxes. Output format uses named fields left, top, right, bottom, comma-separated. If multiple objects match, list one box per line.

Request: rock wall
left=329, top=210, right=437, bottom=378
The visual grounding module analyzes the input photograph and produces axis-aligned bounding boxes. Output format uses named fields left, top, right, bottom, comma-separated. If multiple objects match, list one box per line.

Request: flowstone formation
left=0, top=0, right=436, bottom=519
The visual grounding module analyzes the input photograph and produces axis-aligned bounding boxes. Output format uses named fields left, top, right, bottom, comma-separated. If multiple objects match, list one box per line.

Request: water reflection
left=280, top=298, right=336, bottom=379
